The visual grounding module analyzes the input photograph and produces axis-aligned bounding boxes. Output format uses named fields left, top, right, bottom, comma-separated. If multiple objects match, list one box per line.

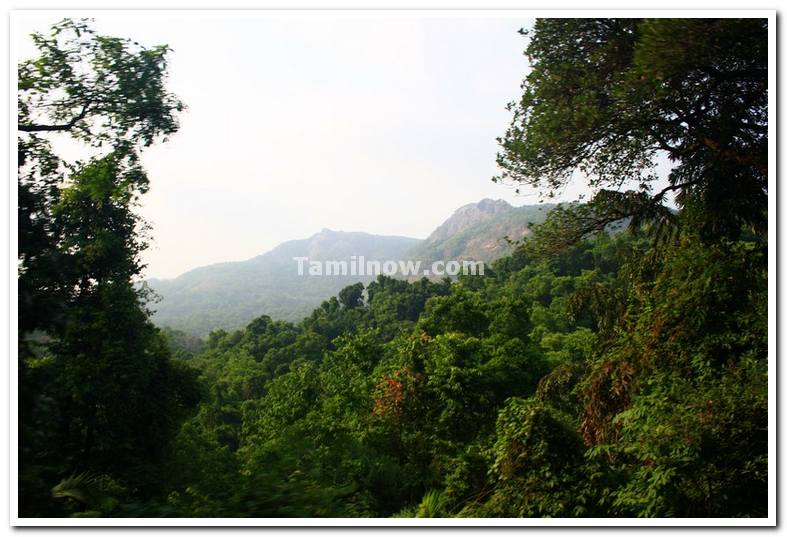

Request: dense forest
left=17, top=18, right=768, bottom=518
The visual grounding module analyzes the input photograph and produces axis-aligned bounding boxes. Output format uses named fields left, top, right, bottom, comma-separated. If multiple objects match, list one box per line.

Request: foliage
left=18, top=17, right=768, bottom=519
left=497, top=18, right=767, bottom=244
left=18, top=19, right=197, bottom=517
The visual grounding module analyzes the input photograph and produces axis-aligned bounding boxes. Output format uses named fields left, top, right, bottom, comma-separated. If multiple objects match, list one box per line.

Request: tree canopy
left=18, top=19, right=198, bottom=517
left=496, top=18, right=767, bottom=242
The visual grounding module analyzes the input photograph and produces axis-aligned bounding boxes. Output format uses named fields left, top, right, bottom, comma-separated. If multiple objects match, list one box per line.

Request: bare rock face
left=410, top=199, right=554, bottom=263
left=424, top=199, right=513, bottom=244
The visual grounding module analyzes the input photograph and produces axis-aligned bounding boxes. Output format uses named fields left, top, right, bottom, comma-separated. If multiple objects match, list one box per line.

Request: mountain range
left=147, top=199, right=554, bottom=335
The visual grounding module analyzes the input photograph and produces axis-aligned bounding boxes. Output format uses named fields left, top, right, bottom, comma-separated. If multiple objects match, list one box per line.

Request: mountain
left=147, top=230, right=420, bottom=336
left=409, top=199, right=554, bottom=263
left=147, top=199, right=554, bottom=336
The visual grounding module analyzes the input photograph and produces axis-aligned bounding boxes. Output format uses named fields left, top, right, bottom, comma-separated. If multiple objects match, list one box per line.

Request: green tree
left=339, top=282, right=365, bottom=309
left=497, top=18, right=767, bottom=242
left=17, top=19, right=195, bottom=516
left=18, top=18, right=183, bottom=333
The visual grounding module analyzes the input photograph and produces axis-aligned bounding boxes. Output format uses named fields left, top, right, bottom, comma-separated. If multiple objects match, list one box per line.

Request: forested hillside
left=17, top=17, right=769, bottom=519
left=147, top=230, right=420, bottom=334
left=149, top=199, right=551, bottom=335
left=162, top=230, right=765, bottom=517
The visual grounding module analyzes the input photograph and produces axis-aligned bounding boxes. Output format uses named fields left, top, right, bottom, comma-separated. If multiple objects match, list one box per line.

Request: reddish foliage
left=580, top=359, right=635, bottom=446
left=372, top=368, right=422, bottom=424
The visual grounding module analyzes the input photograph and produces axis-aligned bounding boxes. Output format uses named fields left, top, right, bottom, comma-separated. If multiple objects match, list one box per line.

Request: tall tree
left=17, top=19, right=196, bottom=515
left=489, top=18, right=769, bottom=517
left=18, top=18, right=183, bottom=334
left=496, top=18, right=768, bottom=243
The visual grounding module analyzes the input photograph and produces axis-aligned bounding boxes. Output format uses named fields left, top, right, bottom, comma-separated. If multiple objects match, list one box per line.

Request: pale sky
left=14, top=12, right=662, bottom=279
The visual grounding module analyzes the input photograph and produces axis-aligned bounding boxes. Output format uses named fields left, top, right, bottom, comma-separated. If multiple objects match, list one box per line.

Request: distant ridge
left=409, top=198, right=553, bottom=263
left=147, top=230, right=419, bottom=335
left=148, top=200, right=554, bottom=335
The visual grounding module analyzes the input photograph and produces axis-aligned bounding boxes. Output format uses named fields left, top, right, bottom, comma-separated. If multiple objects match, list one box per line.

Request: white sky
left=14, top=12, right=653, bottom=279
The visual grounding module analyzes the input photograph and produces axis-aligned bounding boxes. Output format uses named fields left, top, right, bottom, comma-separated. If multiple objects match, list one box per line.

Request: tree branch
left=18, top=100, right=92, bottom=133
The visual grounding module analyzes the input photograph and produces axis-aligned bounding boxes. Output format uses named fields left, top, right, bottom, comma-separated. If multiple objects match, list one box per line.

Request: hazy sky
left=14, top=12, right=638, bottom=279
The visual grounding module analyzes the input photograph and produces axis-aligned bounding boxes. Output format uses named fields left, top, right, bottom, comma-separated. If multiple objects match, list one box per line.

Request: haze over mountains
left=148, top=199, right=554, bottom=335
